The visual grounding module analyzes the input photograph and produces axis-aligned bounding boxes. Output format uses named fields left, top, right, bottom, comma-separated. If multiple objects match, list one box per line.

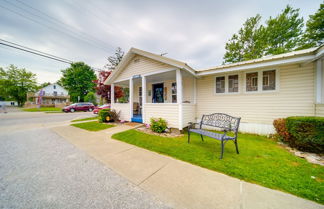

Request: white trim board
left=197, top=55, right=314, bottom=76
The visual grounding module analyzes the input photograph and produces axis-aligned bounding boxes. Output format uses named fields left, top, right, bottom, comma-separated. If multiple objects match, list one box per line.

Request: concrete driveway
left=0, top=111, right=170, bottom=209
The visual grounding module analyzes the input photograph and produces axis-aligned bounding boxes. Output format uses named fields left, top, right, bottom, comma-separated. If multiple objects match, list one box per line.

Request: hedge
left=280, top=116, right=324, bottom=153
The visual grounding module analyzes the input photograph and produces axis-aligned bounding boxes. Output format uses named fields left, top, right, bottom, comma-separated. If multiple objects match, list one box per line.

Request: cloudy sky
left=0, top=0, right=322, bottom=84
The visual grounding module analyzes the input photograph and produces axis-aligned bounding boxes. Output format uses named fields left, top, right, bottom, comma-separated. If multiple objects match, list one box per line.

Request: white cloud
left=0, top=0, right=322, bottom=83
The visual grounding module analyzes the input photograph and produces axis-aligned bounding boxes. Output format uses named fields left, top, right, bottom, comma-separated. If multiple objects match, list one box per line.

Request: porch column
left=176, top=69, right=183, bottom=130
left=111, top=83, right=115, bottom=105
left=316, top=59, right=322, bottom=104
left=142, top=76, right=146, bottom=123
left=193, top=77, right=197, bottom=104
left=129, top=78, right=133, bottom=120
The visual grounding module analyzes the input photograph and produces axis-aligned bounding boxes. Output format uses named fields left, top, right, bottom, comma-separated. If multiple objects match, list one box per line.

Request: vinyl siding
left=114, top=55, right=173, bottom=82
left=182, top=104, right=196, bottom=127
left=315, top=104, right=324, bottom=117
left=182, top=76, right=195, bottom=103
left=111, top=103, right=130, bottom=121
left=196, top=63, right=315, bottom=125
left=144, top=103, right=179, bottom=128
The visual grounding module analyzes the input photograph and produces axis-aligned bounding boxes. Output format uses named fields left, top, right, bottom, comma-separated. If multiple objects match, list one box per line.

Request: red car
left=62, top=103, right=95, bottom=113
left=93, top=104, right=110, bottom=114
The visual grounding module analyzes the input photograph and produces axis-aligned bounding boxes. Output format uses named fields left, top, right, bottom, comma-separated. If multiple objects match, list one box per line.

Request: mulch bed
left=136, top=126, right=184, bottom=137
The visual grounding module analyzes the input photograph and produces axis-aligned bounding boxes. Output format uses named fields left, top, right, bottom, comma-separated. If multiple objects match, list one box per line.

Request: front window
left=172, top=82, right=177, bottom=103
left=263, top=70, right=276, bottom=91
left=246, top=72, right=258, bottom=92
left=216, top=76, right=225, bottom=93
left=228, top=75, right=239, bottom=93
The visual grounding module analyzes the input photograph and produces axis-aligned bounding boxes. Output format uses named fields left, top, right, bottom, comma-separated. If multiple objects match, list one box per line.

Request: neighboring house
left=27, top=83, right=70, bottom=106
left=104, top=46, right=324, bottom=135
left=1, top=101, right=18, bottom=106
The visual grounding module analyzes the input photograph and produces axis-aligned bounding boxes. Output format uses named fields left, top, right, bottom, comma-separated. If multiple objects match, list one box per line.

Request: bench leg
left=234, top=140, right=239, bottom=154
left=220, top=140, right=224, bottom=159
left=188, top=130, right=190, bottom=143
left=200, top=134, right=204, bottom=142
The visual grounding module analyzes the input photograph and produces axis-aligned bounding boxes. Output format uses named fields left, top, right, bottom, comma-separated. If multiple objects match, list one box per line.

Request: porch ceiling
left=146, top=70, right=176, bottom=83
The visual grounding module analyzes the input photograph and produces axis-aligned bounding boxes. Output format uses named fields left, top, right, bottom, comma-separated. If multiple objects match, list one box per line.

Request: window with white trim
left=216, top=76, right=225, bottom=93
left=171, top=82, right=177, bottom=103
left=263, top=70, right=276, bottom=91
left=228, top=75, right=239, bottom=93
left=246, top=72, right=258, bottom=92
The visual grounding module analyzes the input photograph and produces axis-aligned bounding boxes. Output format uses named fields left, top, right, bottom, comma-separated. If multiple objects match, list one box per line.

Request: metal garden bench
left=188, top=113, right=241, bottom=159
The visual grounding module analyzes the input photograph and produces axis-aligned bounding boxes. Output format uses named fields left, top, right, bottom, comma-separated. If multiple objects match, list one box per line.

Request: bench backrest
left=200, top=113, right=241, bottom=133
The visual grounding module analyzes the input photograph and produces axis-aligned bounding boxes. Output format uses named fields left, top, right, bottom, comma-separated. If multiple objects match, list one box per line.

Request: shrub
left=273, top=118, right=292, bottom=143
left=98, top=109, right=110, bottom=123
left=150, top=118, right=167, bottom=133
left=286, top=116, right=324, bottom=153
left=98, top=109, right=120, bottom=123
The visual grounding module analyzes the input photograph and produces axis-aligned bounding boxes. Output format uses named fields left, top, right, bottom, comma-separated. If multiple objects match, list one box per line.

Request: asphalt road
left=0, top=111, right=170, bottom=209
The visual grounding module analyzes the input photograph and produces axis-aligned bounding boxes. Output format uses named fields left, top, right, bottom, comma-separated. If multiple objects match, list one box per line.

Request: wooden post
left=129, top=78, right=133, bottom=120
left=111, top=83, right=115, bottom=106
left=316, top=59, right=322, bottom=104
left=176, top=69, right=183, bottom=130
left=142, top=76, right=146, bottom=123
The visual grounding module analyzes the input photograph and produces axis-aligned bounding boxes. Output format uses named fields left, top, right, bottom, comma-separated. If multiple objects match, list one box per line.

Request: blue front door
left=152, top=83, right=164, bottom=103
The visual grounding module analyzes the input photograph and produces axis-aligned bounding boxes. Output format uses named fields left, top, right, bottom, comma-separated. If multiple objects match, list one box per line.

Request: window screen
left=263, top=70, right=276, bottom=90
left=246, top=72, right=258, bottom=92
left=228, top=75, right=239, bottom=93
left=216, top=76, right=225, bottom=93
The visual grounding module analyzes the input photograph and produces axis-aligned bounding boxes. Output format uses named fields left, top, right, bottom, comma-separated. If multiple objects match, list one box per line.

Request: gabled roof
left=104, top=47, right=196, bottom=85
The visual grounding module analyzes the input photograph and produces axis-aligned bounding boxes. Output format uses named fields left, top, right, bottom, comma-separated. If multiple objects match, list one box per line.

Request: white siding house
left=105, top=46, right=324, bottom=135
left=27, top=83, right=70, bottom=106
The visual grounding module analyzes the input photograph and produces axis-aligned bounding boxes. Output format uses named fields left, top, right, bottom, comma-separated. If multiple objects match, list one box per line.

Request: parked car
left=62, top=103, right=95, bottom=113
left=93, top=104, right=110, bottom=114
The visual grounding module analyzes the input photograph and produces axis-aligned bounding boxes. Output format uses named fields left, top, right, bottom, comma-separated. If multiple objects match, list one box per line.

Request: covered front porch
left=111, top=68, right=197, bottom=130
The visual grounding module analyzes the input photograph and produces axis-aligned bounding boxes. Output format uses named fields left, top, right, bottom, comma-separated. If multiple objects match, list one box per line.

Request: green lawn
left=71, top=121, right=114, bottom=131
left=112, top=129, right=324, bottom=204
left=71, top=116, right=98, bottom=122
left=23, top=107, right=62, bottom=112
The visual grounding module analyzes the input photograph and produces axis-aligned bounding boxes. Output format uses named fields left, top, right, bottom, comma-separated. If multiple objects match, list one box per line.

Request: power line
left=0, top=39, right=73, bottom=63
left=0, top=42, right=72, bottom=64
left=0, top=1, right=113, bottom=54
left=0, top=39, right=104, bottom=71
left=13, top=0, right=116, bottom=51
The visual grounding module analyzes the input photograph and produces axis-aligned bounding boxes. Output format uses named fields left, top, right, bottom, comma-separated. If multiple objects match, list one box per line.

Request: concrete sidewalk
left=52, top=125, right=324, bottom=209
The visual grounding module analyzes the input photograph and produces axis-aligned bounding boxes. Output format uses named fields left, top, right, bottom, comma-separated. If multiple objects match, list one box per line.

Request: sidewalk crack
left=240, top=181, right=243, bottom=209
left=137, top=162, right=169, bottom=186
left=114, top=147, right=135, bottom=155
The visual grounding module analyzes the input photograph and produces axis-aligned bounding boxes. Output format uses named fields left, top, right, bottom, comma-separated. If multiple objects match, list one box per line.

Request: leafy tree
left=223, top=14, right=265, bottom=64
left=0, top=65, right=37, bottom=106
left=84, top=92, right=97, bottom=105
left=37, top=82, right=51, bottom=90
left=301, top=4, right=324, bottom=48
left=56, top=79, right=64, bottom=87
left=104, top=47, right=124, bottom=70
left=60, top=62, right=96, bottom=102
left=263, top=5, right=304, bottom=55
left=223, top=5, right=307, bottom=64
left=93, top=70, right=124, bottom=103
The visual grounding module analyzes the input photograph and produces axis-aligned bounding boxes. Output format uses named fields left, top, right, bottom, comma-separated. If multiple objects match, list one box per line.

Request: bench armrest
left=188, top=122, right=199, bottom=129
